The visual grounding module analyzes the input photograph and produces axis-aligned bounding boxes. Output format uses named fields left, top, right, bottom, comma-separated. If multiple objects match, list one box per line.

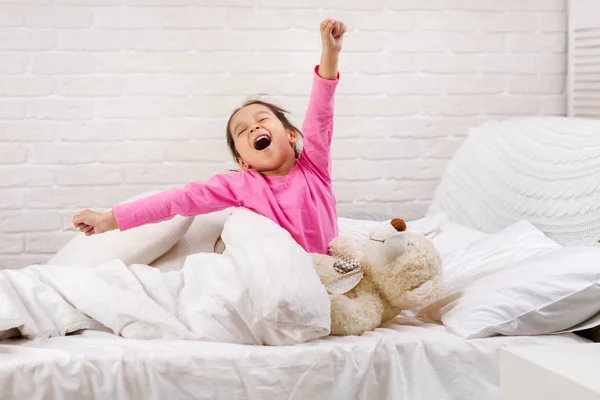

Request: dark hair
left=226, top=99, right=303, bottom=160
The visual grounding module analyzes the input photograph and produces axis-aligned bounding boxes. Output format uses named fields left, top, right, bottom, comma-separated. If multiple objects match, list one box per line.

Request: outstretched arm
left=73, top=172, right=248, bottom=235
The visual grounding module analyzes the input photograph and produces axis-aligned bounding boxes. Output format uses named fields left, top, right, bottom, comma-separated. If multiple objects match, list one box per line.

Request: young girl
left=73, top=18, right=347, bottom=255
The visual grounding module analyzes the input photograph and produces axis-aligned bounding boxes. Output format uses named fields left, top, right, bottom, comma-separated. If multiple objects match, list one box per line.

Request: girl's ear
left=236, top=157, right=249, bottom=169
left=287, top=129, right=299, bottom=144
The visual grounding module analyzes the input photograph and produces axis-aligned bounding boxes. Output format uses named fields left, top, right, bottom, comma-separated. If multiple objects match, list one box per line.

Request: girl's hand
left=320, top=19, right=347, bottom=55
left=73, top=210, right=118, bottom=236
left=318, top=19, right=346, bottom=79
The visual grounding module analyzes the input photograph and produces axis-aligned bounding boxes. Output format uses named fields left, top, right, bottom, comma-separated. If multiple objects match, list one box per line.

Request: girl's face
left=229, top=103, right=298, bottom=176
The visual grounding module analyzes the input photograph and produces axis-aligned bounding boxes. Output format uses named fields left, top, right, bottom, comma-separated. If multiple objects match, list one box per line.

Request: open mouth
left=254, top=134, right=272, bottom=151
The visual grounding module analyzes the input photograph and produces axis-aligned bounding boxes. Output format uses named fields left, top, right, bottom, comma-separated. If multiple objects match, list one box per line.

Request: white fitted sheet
left=0, top=315, right=589, bottom=400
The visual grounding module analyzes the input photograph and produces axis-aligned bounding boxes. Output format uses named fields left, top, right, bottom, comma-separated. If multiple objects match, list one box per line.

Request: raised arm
left=300, top=19, right=346, bottom=178
left=73, top=172, right=249, bottom=235
left=318, top=19, right=345, bottom=80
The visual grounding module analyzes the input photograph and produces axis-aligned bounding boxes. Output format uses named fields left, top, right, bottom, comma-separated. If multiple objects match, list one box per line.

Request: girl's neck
left=260, top=157, right=297, bottom=177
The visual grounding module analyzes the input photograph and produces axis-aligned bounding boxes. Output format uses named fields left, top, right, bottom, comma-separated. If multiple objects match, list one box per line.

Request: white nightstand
left=501, top=344, right=600, bottom=400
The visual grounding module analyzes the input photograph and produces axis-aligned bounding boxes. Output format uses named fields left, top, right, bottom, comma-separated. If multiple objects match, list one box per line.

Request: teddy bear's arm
left=328, top=236, right=363, bottom=262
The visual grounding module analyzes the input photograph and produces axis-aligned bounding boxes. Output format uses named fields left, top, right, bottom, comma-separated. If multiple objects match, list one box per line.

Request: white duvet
left=0, top=209, right=331, bottom=346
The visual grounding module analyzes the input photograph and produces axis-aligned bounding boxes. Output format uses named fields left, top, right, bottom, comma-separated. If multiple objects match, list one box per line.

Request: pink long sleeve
left=299, top=66, right=339, bottom=179
left=112, top=172, right=250, bottom=231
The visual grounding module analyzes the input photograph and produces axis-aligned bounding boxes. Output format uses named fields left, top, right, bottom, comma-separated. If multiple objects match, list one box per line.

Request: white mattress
left=0, top=315, right=588, bottom=400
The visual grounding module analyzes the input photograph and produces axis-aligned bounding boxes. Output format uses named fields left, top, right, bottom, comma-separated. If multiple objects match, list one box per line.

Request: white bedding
left=0, top=318, right=588, bottom=400
left=0, top=212, right=594, bottom=399
left=0, top=209, right=330, bottom=346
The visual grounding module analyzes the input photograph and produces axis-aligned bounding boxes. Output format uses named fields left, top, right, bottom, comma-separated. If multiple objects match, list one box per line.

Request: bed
left=1, top=140, right=598, bottom=397
left=1, top=165, right=599, bottom=400
left=0, top=318, right=588, bottom=400
left=2, top=2, right=600, bottom=400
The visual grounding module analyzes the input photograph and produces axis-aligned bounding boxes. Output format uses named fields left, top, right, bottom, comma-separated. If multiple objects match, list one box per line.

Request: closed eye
left=237, top=128, right=246, bottom=137
left=259, top=118, right=267, bottom=122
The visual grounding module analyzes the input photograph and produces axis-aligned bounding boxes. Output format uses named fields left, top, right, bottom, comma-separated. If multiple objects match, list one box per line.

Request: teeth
left=255, top=135, right=269, bottom=143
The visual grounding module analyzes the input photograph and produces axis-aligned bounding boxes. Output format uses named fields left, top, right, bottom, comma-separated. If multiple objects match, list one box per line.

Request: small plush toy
left=312, top=218, right=444, bottom=336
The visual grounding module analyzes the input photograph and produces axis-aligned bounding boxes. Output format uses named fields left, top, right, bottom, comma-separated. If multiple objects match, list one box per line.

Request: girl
left=73, top=18, right=347, bottom=255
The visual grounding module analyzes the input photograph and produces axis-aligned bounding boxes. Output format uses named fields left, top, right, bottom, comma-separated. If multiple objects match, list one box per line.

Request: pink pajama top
left=112, top=66, right=339, bottom=254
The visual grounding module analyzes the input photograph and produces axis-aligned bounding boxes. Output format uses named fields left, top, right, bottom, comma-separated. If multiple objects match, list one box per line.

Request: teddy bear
left=311, top=218, right=444, bottom=336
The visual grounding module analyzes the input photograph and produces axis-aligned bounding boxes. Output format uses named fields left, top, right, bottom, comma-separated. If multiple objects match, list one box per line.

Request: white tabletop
left=502, top=343, right=600, bottom=395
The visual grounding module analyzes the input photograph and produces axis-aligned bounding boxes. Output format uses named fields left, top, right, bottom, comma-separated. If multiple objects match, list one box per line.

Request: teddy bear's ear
left=391, top=218, right=407, bottom=232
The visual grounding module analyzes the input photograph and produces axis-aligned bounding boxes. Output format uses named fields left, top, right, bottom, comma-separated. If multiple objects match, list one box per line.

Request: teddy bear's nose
left=391, top=218, right=406, bottom=232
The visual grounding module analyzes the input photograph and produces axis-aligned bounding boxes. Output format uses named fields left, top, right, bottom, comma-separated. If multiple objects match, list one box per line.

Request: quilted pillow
left=47, top=191, right=193, bottom=267
left=428, top=117, right=600, bottom=247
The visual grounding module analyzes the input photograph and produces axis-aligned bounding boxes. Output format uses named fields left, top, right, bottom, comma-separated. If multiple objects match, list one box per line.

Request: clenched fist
left=320, top=18, right=347, bottom=55
left=73, top=209, right=118, bottom=236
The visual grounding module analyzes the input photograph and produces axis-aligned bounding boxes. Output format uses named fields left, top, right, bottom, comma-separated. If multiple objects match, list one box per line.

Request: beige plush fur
left=312, top=218, right=443, bottom=336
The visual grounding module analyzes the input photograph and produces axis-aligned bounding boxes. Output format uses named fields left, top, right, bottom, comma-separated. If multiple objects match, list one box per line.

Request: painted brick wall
left=0, top=0, right=567, bottom=268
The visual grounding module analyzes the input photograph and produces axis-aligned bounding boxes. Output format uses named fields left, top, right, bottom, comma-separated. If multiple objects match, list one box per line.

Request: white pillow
left=151, top=209, right=232, bottom=272
left=422, top=220, right=488, bottom=260
left=438, top=220, right=560, bottom=289
left=337, top=217, right=381, bottom=247
left=417, top=221, right=560, bottom=322
left=48, top=191, right=193, bottom=267
left=440, top=247, right=600, bottom=339
left=416, top=221, right=600, bottom=338
left=428, top=117, right=600, bottom=248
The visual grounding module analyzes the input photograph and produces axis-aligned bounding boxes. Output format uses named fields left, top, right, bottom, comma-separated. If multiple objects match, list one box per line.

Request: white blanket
left=0, top=209, right=331, bottom=346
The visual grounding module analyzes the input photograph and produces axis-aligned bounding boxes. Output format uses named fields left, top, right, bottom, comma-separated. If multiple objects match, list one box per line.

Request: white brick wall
left=0, top=0, right=567, bottom=268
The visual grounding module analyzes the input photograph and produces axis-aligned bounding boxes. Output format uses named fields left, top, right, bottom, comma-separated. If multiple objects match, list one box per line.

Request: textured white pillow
left=48, top=191, right=193, bottom=267
left=439, top=247, right=600, bottom=339
left=428, top=117, right=600, bottom=247
left=151, top=209, right=232, bottom=272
